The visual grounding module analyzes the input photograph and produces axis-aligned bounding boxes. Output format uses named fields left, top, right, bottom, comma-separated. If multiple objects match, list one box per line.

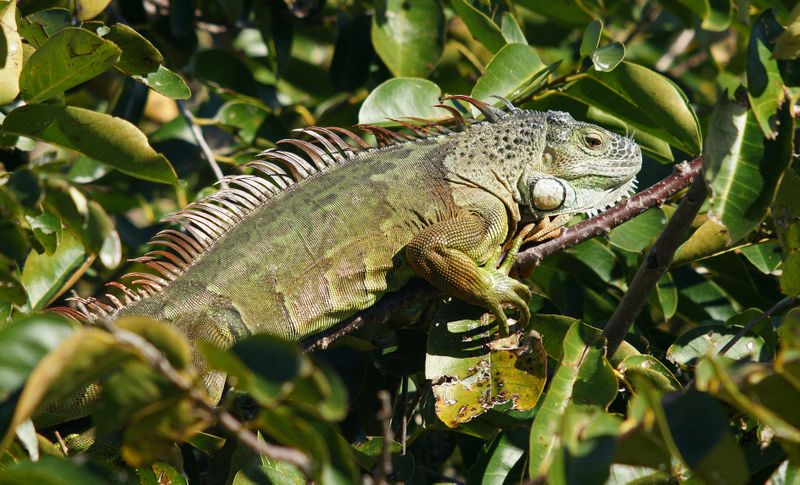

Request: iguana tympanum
left=56, top=95, right=642, bottom=410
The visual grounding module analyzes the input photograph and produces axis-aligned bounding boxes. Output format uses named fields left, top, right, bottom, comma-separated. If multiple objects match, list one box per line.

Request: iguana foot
left=479, top=234, right=532, bottom=337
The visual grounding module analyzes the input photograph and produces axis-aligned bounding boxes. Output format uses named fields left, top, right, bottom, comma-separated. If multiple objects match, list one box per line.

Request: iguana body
left=60, top=96, right=642, bottom=405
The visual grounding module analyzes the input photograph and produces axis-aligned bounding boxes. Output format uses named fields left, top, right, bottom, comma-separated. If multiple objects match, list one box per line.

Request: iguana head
left=519, top=110, right=642, bottom=220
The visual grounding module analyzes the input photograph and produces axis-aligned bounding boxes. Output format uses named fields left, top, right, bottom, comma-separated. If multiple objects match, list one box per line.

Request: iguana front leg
left=406, top=197, right=531, bottom=337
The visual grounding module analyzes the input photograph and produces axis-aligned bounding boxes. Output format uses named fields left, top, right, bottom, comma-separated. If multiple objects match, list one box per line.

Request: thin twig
left=302, top=157, right=704, bottom=353
left=718, top=297, right=799, bottom=356
left=176, top=100, right=228, bottom=189
left=603, top=164, right=709, bottom=358
left=375, top=390, right=394, bottom=484
left=100, top=318, right=313, bottom=477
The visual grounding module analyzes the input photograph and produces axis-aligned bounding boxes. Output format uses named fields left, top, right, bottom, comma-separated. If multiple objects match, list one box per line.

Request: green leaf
left=20, top=230, right=90, bottom=311
left=671, top=219, right=730, bottom=267
left=134, top=65, right=190, bottom=99
left=468, top=427, right=528, bottom=484
left=619, top=355, right=681, bottom=393
left=449, top=0, right=506, bottom=54
left=358, top=78, right=443, bottom=124
left=0, top=314, right=77, bottom=400
left=666, top=324, right=770, bottom=371
left=75, top=0, right=112, bottom=21
left=561, top=62, right=702, bottom=156
left=1, top=105, right=178, bottom=184
left=747, top=9, right=785, bottom=139
left=471, top=43, right=550, bottom=107
left=773, top=167, right=800, bottom=297
left=768, top=460, right=800, bottom=484
left=17, top=8, right=73, bottom=49
left=703, top=93, right=793, bottom=243
left=740, top=242, right=783, bottom=274
left=19, top=27, right=121, bottom=104
left=672, top=0, right=732, bottom=31
left=215, top=99, right=270, bottom=145
left=42, top=180, right=116, bottom=254
left=0, top=254, right=26, bottom=306
left=234, top=464, right=305, bottom=485
left=608, top=208, right=667, bottom=252
left=655, top=272, right=678, bottom=320
left=102, top=24, right=190, bottom=99
left=592, top=42, right=625, bottom=72
left=580, top=19, right=602, bottom=58
left=548, top=410, right=621, bottom=485
left=500, top=13, right=526, bottom=45
left=202, top=335, right=310, bottom=407
left=528, top=322, right=615, bottom=478
left=104, top=23, right=163, bottom=76
left=287, top=359, right=349, bottom=422
left=426, top=300, right=547, bottom=427
left=0, top=2, right=22, bottom=105
left=371, top=0, right=445, bottom=78
left=0, top=455, right=119, bottom=484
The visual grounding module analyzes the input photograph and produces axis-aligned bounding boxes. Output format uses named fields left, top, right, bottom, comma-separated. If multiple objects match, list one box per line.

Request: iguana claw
left=480, top=233, right=532, bottom=337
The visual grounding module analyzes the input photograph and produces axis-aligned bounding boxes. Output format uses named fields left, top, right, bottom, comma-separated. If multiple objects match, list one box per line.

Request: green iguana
left=56, top=95, right=642, bottom=410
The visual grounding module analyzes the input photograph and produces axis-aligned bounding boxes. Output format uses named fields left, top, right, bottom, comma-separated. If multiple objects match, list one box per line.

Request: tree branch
left=603, top=159, right=708, bottom=357
left=302, top=157, right=704, bottom=353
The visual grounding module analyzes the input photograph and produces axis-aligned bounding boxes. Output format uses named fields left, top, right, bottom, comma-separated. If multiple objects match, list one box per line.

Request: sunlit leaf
left=747, top=10, right=785, bottom=139
left=426, top=300, right=547, bottom=427
left=371, top=0, right=445, bottom=77
left=471, top=43, right=549, bottom=108
left=0, top=2, right=22, bottom=105
left=528, top=321, right=616, bottom=478
left=592, top=42, right=625, bottom=72
left=704, top=93, right=793, bottom=243
left=17, top=8, right=73, bottom=49
left=740, top=242, right=782, bottom=274
left=358, top=78, right=443, bottom=124
left=20, top=230, right=91, bottom=311
left=671, top=0, right=732, bottom=31
left=500, top=13, right=526, bottom=45
left=449, top=0, right=506, bottom=54
left=608, top=208, right=666, bottom=252
left=667, top=324, right=770, bottom=371
left=75, top=0, right=111, bottom=21
left=620, top=355, right=681, bottom=393
left=2, top=105, right=178, bottom=184
left=19, top=27, right=120, bottom=103
left=580, top=19, right=602, bottom=58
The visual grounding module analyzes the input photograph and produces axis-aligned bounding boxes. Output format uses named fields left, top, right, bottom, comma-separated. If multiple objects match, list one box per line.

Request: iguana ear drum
left=530, top=178, right=566, bottom=211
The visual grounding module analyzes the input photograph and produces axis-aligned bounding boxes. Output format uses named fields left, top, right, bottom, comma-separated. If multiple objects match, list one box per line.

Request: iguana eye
left=531, top=178, right=566, bottom=211
left=585, top=133, right=603, bottom=148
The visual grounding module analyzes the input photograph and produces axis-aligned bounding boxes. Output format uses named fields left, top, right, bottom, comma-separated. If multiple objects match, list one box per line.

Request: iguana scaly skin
left=58, top=96, right=642, bottom=406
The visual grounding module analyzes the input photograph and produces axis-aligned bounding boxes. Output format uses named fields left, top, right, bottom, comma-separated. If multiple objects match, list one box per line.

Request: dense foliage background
left=0, top=0, right=799, bottom=483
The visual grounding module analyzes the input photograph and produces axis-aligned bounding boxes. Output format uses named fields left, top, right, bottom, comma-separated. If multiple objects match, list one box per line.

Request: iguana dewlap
left=60, top=96, right=642, bottom=404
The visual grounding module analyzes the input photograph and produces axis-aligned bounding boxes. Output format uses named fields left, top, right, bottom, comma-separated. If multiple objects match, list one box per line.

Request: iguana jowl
left=58, top=95, right=642, bottom=405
